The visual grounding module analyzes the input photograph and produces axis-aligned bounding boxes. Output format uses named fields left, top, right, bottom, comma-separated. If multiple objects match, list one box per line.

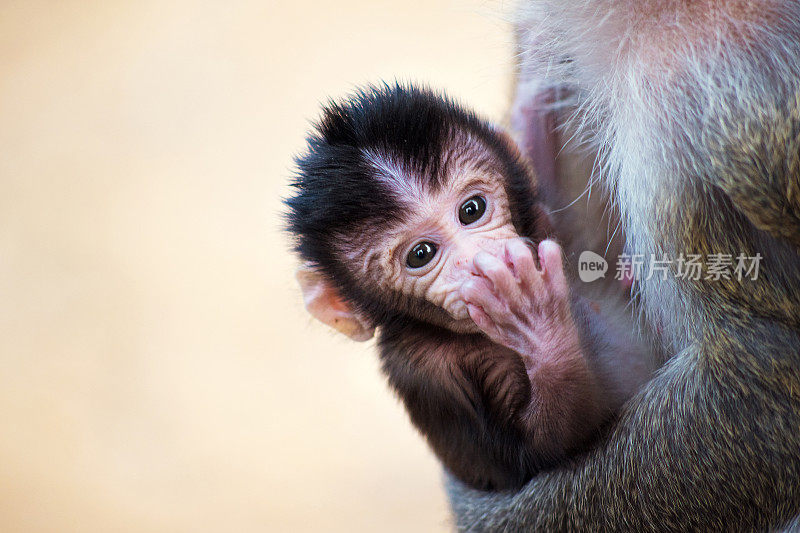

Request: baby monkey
left=285, top=84, right=651, bottom=490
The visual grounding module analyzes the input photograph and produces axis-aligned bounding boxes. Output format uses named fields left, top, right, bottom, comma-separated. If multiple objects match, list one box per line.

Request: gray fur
left=448, top=1, right=800, bottom=530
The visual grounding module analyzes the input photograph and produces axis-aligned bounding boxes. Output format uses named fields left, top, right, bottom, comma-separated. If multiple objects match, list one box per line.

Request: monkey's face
left=288, top=85, right=546, bottom=335
left=341, top=162, right=523, bottom=334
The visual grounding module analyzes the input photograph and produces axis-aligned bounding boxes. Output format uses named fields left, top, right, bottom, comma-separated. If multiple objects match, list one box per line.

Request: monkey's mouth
left=442, top=299, right=483, bottom=334
left=444, top=295, right=470, bottom=321
left=427, top=287, right=472, bottom=330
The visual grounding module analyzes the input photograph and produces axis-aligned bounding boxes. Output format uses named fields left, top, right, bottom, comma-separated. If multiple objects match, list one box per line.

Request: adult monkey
left=448, top=0, right=800, bottom=530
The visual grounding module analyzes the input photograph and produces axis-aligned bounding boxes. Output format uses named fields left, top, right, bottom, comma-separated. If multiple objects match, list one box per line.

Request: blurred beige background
left=0, top=1, right=513, bottom=531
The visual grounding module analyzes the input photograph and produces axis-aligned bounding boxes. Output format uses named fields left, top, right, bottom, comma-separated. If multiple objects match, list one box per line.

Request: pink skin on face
left=459, top=239, right=577, bottom=365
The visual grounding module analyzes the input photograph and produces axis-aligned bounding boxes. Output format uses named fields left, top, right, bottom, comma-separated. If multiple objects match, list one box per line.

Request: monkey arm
left=461, top=239, right=634, bottom=455
left=377, top=306, right=626, bottom=492
left=708, top=91, right=800, bottom=250
left=378, top=320, right=548, bottom=491
left=446, top=316, right=800, bottom=530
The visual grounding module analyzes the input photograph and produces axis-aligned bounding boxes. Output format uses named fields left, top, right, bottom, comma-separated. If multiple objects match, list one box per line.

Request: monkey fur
left=447, top=0, right=800, bottom=530
left=285, top=84, right=653, bottom=491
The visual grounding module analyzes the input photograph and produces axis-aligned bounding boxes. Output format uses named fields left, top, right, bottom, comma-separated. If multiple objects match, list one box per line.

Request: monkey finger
left=505, top=239, right=538, bottom=290
left=472, top=251, right=518, bottom=299
left=460, top=277, right=499, bottom=307
left=466, top=304, right=502, bottom=340
left=538, top=240, right=568, bottom=298
left=461, top=277, right=510, bottom=324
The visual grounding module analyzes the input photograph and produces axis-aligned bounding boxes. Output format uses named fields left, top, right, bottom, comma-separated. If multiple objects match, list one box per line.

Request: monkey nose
left=453, top=240, right=501, bottom=272
left=454, top=255, right=471, bottom=269
left=453, top=243, right=485, bottom=270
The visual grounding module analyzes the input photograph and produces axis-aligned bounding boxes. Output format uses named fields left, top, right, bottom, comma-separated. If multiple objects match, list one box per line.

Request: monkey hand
left=460, top=239, right=578, bottom=363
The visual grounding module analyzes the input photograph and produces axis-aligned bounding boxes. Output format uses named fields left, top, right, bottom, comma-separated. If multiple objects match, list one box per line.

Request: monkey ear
left=295, top=264, right=375, bottom=342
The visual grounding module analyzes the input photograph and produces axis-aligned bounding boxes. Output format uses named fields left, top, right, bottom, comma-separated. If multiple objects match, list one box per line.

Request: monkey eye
left=406, top=242, right=437, bottom=269
left=459, top=196, right=486, bottom=225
